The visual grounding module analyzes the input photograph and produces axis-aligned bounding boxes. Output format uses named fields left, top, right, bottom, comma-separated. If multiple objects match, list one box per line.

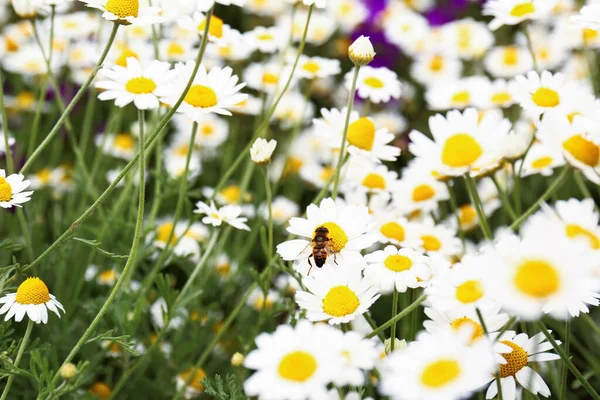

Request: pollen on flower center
left=179, top=367, right=206, bottom=391
left=347, top=117, right=376, bottom=151
left=510, top=3, right=535, bottom=18
left=116, top=49, right=139, bottom=67
left=499, top=341, right=528, bottom=377
left=514, top=260, right=560, bottom=298
left=364, top=76, right=384, bottom=88
left=303, top=61, right=321, bottom=74
left=362, top=173, right=386, bottom=190
left=105, top=0, right=139, bottom=19
left=421, top=235, right=441, bottom=251
left=0, top=177, right=12, bottom=202
left=316, top=222, right=348, bottom=252
left=429, top=55, right=444, bottom=72
left=491, top=92, right=512, bottom=104
left=384, top=255, right=413, bottom=272
left=262, top=72, right=279, bottom=85
left=167, top=42, right=185, bottom=56
left=503, top=47, right=519, bottom=66
left=114, top=133, right=135, bottom=150
left=562, top=134, right=599, bottom=167
left=412, top=184, right=435, bottom=202
left=185, top=85, right=218, bottom=108
left=197, top=15, right=224, bottom=38
left=441, top=133, right=483, bottom=168
left=157, top=222, right=178, bottom=245
left=125, top=77, right=157, bottom=94
left=455, top=280, right=484, bottom=304
left=566, top=224, right=600, bottom=249
left=15, top=277, right=51, bottom=305
left=531, top=156, right=553, bottom=169
left=277, top=351, right=317, bottom=382
left=420, top=359, right=461, bottom=388
left=531, top=87, right=560, bottom=108
left=381, top=222, right=405, bottom=242
left=459, top=205, right=478, bottom=225
left=323, top=286, right=360, bottom=317
left=451, top=317, right=484, bottom=343
left=220, top=185, right=242, bottom=203
left=451, top=91, right=470, bottom=105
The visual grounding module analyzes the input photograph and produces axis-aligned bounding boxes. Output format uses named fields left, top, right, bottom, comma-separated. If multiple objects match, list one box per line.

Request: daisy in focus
left=80, top=0, right=163, bottom=25
left=0, top=169, right=33, bottom=209
left=194, top=201, right=251, bottom=231
left=483, top=0, right=557, bottom=31
left=0, top=277, right=65, bottom=324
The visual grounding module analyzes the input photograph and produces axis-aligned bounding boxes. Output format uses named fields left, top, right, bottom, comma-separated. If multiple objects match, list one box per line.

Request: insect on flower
left=295, top=225, right=344, bottom=275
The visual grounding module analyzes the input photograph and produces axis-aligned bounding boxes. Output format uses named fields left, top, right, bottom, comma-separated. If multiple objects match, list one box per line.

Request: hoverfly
left=294, top=226, right=342, bottom=275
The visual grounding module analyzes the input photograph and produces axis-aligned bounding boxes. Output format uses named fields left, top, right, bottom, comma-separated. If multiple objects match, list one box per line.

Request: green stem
left=475, top=308, right=503, bottom=400
left=390, top=289, right=398, bottom=351
left=0, top=68, right=13, bottom=174
left=17, top=209, right=35, bottom=260
left=365, top=294, right=426, bottom=339
left=493, top=316, right=518, bottom=343
left=537, top=321, right=600, bottom=400
left=560, top=320, right=570, bottom=400
left=332, top=65, right=361, bottom=199
left=27, top=76, right=49, bottom=157
left=523, top=22, right=538, bottom=72
left=582, top=313, right=600, bottom=337
left=20, top=22, right=120, bottom=175
left=0, top=320, right=34, bottom=400
left=574, top=171, right=600, bottom=212
left=362, top=313, right=385, bottom=343
left=263, top=167, right=274, bottom=282
left=491, top=174, right=517, bottom=220
left=50, top=108, right=147, bottom=387
left=464, top=174, right=493, bottom=240
left=510, top=166, right=569, bottom=231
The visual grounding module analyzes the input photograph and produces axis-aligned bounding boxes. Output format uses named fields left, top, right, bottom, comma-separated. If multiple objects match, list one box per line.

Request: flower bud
left=348, top=36, right=375, bottom=66
left=250, top=138, right=277, bottom=165
left=59, top=363, right=78, bottom=380
left=384, top=338, right=407, bottom=354
left=231, top=352, right=245, bottom=367
left=12, top=0, right=43, bottom=18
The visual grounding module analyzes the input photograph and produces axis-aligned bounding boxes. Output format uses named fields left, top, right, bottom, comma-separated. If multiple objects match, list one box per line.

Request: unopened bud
left=384, top=338, right=407, bottom=354
left=349, top=36, right=375, bottom=66
left=60, top=363, right=78, bottom=380
left=231, top=352, right=245, bottom=367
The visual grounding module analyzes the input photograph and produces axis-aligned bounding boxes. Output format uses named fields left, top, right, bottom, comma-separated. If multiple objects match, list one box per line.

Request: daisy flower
left=475, top=79, right=517, bottom=109
left=383, top=8, right=430, bottom=56
left=518, top=142, right=565, bottom=177
left=409, top=108, right=510, bottom=178
left=250, top=138, right=277, bottom=165
left=486, top=331, right=560, bottom=400
left=484, top=46, right=533, bottom=79
left=178, top=12, right=232, bottom=44
left=412, top=218, right=462, bottom=259
left=323, top=328, right=379, bottom=386
left=163, top=61, right=247, bottom=120
left=243, top=321, right=344, bottom=400
left=276, top=197, right=377, bottom=275
left=373, top=214, right=420, bottom=248
left=346, top=66, right=401, bottom=104
left=0, top=277, right=64, bottom=324
left=326, top=0, right=368, bottom=33
left=96, top=57, right=175, bottom=110
left=295, top=263, right=380, bottom=325
left=194, top=201, right=250, bottom=231
left=482, top=232, right=600, bottom=320
left=96, top=132, right=137, bottom=161
left=410, top=53, right=462, bottom=87
left=296, top=55, right=341, bottom=80
left=247, top=288, right=280, bottom=311
left=175, top=367, right=206, bottom=399
left=0, top=133, right=15, bottom=154
left=80, top=0, right=163, bottom=25
left=0, top=169, right=33, bottom=209
left=439, top=19, right=495, bottom=60
left=379, top=328, right=495, bottom=400
left=483, top=0, right=557, bottom=31
left=342, top=158, right=400, bottom=196
left=259, top=196, right=299, bottom=224
left=425, top=76, right=487, bottom=111
left=244, top=26, right=285, bottom=54
left=364, top=245, right=431, bottom=294
left=244, top=61, right=296, bottom=94
left=393, top=163, right=449, bottom=215
left=512, top=70, right=574, bottom=117
left=571, top=4, right=600, bottom=31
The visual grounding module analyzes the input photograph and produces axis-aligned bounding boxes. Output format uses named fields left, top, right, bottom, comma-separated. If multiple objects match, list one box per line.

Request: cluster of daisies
left=1, top=0, right=600, bottom=399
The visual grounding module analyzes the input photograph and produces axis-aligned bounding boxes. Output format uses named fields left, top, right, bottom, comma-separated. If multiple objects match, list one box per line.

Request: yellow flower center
left=5, top=37, right=19, bottom=52
left=380, top=222, right=405, bottom=242
left=567, top=112, right=582, bottom=124
left=441, top=134, right=482, bottom=168
left=451, top=317, right=484, bottom=343
left=362, top=173, right=386, bottom=190
left=125, top=77, right=156, bottom=94
left=257, top=33, right=274, bottom=41
left=364, top=76, right=384, bottom=88
left=254, top=296, right=273, bottom=310
left=157, top=222, right=178, bottom=245
left=89, top=382, right=112, bottom=400
left=429, top=55, right=444, bottom=72
left=277, top=351, right=317, bottom=382
left=0, top=177, right=12, bottom=202
left=531, top=87, right=560, bottom=108
left=562, top=134, right=599, bottom=167
left=566, top=224, right=600, bottom=249
left=323, top=286, right=360, bottom=317
left=178, top=367, right=206, bottom=391
left=491, top=92, right=512, bottom=105
left=503, top=47, right=519, bottom=66
left=499, top=341, right=528, bottom=377
left=35, top=169, right=52, bottom=185
left=412, top=184, right=436, bottom=202
left=510, top=3, right=535, bottom=18
left=420, top=359, right=461, bottom=388
left=114, top=133, right=135, bottom=151
left=197, top=15, right=224, bottom=38
left=451, top=91, right=470, bottom=106
left=216, top=263, right=231, bottom=277
left=583, top=29, right=598, bottom=44
left=116, top=49, right=139, bottom=67
left=384, top=255, right=413, bottom=272
left=303, top=61, right=321, bottom=74
left=514, top=260, right=560, bottom=298
left=201, top=124, right=214, bottom=136
left=15, top=277, right=51, bottom=305
left=320, top=167, right=335, bottom=182
left=455, top=280, right=484, bottom=304
left=531, top=156, right=553, bottom=169
left=16, top=91, right=35, bottom=108
left=98, top=270, right=117, bottom=283
left=316, top=222, right=348, bottom=252
left=105, top=0, right=139, bottom=19
left=284, top=156, right=303, bottom=175
left=262, top=72, right=279, bottom=85
left=167, top=42, right=185, bottom=56
left=347, top=117, right=376, bottom=151
left=459, top=205, right=478, bottom=226
left=185, top=85, right=218, bottom=108
left=220, top=185, right=242, bottom=203
left=421, top=235, right=441, bottom=252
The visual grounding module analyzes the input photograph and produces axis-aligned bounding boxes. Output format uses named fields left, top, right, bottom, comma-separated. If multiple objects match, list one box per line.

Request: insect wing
left=325, top=246, right=344, bottom=266
left=293, top=242, right=314, bottom=268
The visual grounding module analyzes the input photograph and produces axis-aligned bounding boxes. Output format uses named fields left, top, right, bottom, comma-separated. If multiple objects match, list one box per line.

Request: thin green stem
left=560, top=320, right=570, bottom=400
left=0, top=68, right=13, bottom=174
left=537, top=321, right=600, bottom=400
left=263, top=167, right=274, bottom=283
left=17, top=209, right=35, bottom=260
left=510, top=166, right=569, bottom=231
left=27, top=77, right=49, bottom=157
left=365, top=294, right=426, bottom=339
left=445, top=180, right=465, bottom=252
left=491, top=174, right=517, bottom=220
left=332, top=65, right=360, bottom=199
left=20, top=22, right=120, bottom=175
left=464, top=174, right=493, bottom=240
left=0, top=320, right=34, bottom=400
left=363, top=313, right=385, bottom=343
left=475, top=308, right=503, bottom=400
left=574, top=171, right=600, bottom=212
left=390, top=289, right=398, bottom=351
left=523, top=22, right=538, bottom=72
left=50, top=109, right=147, bottom=387
left=582, top=313, right=600, bottom=337
left=493, top=316, right=518, bottom=343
